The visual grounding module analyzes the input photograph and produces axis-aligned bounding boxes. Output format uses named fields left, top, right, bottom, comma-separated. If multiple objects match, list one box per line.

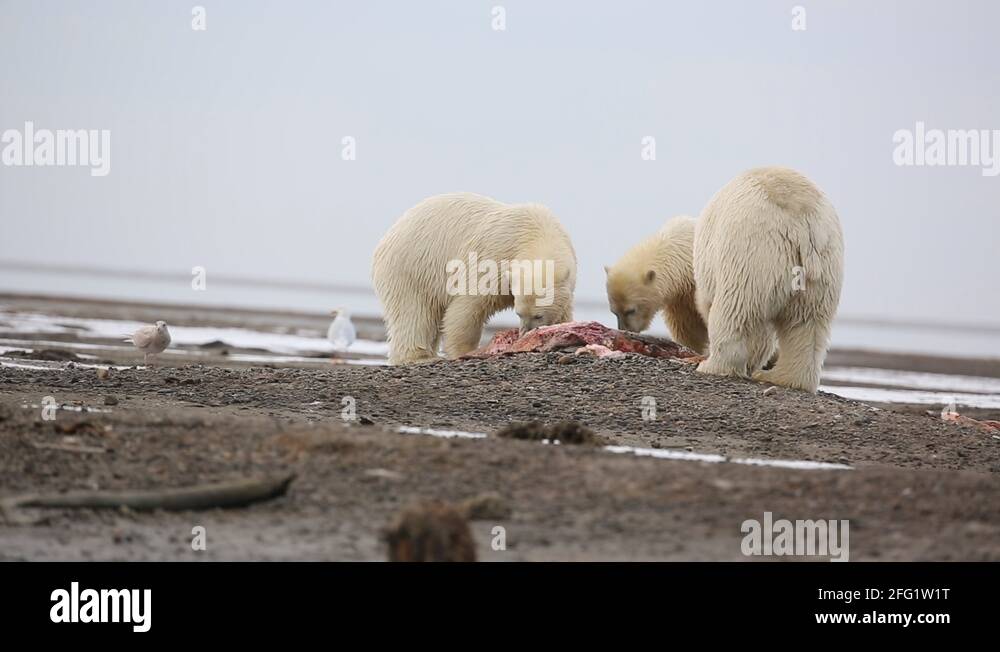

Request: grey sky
left=1, top=0, right=998, bottom=329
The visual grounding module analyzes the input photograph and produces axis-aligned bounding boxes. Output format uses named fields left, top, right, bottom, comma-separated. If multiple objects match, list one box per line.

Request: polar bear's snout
left=613, top=306, right=653, bottom=334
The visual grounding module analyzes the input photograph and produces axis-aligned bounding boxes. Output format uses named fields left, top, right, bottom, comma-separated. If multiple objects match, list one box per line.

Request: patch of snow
left=823, top=366, right=1000, bottom=394
left=397, top=426, right=487, bottom=439
left=820, top=385, right=1000, bottom=409
left=604, top=445, right=852, bottom=470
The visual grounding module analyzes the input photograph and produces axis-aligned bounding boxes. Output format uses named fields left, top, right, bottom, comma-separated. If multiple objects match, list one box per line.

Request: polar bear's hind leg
left=697, top=299, right=774, bottom=378
left=384, top=298, right=442, bottom=365
left=753, top=318, right=830, bottom=392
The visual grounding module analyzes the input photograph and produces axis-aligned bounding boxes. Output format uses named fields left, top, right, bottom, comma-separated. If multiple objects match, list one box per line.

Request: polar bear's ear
left=644, top=270, right=656, bottom=284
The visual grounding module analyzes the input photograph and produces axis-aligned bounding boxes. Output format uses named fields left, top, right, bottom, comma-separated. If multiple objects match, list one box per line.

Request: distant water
left=3, top=300, right=1000, bottom=410
left=2, top=267, right=998, bottom=359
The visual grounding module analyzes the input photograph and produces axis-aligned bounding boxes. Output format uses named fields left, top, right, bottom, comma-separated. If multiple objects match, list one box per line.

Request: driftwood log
left=1, top=474, right=295, bottom=524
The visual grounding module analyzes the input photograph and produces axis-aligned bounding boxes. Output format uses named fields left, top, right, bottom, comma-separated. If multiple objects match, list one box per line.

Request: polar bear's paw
left=390, top=350, right=441, bottom=366
left=753, top=368, right=815, bottom=393
left=696, top=356, right=745, bottom=378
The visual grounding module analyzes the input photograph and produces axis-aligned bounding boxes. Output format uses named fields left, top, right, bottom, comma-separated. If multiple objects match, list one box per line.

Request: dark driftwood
left=1, top=474, right=295, bottom=521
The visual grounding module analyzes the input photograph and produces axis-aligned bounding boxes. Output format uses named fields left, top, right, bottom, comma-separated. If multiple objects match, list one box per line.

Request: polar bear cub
left=605, top=216, right=708, bottom=355
left=606, top=167, right=843, bottom=392
left=373, top=193, right=577, bottom=365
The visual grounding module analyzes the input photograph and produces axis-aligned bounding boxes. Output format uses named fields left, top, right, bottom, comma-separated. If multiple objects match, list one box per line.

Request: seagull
left=327, top=308, right=356, bottom=352
left=125, top=320, right=171, bottom=365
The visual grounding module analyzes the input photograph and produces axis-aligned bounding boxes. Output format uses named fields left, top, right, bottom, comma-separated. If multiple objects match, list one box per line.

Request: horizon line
left=2, top=259, right=998, bottom=336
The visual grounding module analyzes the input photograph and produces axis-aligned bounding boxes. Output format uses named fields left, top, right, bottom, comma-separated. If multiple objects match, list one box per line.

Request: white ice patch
left=731, top=456, right=853, bottom=471
left=395, top=427, right=850, bottom=471
left=0, top=345, right=33, bottom=354
left=0, top=337, right=136, bottom=353
left=397, top=426, right=487, bottom=439
left=0, top=308, right=388, bottom=356
left=823, top=366, right=1000, bottom=394
left=224, top=352, right=388, bottom=366
left=820, top=385, right=1000, bottom=409
left=19, top=402, right=111, bottom=414
left=1, top=361, right=51, bottom=371
left=604, top=445, right=727, bottom=464
left=0, top=338, right=388, bottom=368
left=604, top=445, right=852, bottom=470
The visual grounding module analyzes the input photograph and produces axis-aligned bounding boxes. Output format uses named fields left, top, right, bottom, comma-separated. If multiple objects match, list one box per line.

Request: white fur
left=372, top=193, right=577, bottom=365
left=605, top=216, right=708, bottom=354
left=606, top=167, right=843, bottom=392
left=694, top=167, right=843, bottom=392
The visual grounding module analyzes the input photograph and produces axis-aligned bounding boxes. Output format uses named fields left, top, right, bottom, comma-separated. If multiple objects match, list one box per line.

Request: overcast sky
left=1, top=0, right=998, bottom=330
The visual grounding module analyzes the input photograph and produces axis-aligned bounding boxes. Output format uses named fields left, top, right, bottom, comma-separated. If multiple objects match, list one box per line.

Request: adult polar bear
left=373, top=193, right=577, bottom=365
left=606, top=167, right=843, bottom=392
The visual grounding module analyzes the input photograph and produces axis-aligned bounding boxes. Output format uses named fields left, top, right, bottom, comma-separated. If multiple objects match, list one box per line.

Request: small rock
left=460, top=493, right=512, bottom=521
left=103, top=395, right=119, bottom=406
left=762, top=386, right=778, bottom=396
left=548, top=421, right=598, bottom=445
left=496, top=420, right=597, bottom=444
left=96, top=368, right=111, bottom=380
left=364, top=468, right=403, bottom=481
left=384, top=502, right=476, bottom=562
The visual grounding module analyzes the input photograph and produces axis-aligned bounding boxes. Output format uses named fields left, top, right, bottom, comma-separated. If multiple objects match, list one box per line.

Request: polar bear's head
left=513, top=283, right=574, bottom=334
left=507, top=259, right=575, bottom=333
left=605, top=215, right=697, bottom=333
left=606, top=267, right=662, bottom=333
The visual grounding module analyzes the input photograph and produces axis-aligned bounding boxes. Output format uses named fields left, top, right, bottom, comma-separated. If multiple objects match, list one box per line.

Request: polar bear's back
left=694, top=167, right=843, bottom=323
left=372, top=192, right=575, bottom=303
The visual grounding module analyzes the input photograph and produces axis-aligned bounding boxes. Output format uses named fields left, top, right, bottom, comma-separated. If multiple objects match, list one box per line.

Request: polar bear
left=606, top=167, right=843, bottom=392
left=372, top=193, right=577, bottom=365
left=605, top=216, right=709, bottom=354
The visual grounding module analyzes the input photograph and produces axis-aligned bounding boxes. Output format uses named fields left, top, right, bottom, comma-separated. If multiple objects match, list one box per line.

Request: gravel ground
left=2, top=352, right=998, bottom=561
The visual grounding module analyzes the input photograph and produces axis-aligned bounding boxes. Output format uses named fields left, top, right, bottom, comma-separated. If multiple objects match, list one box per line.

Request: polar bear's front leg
left=753, top=319, right=830, bottom=392
left=442, top=296, right=489, bottom=359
